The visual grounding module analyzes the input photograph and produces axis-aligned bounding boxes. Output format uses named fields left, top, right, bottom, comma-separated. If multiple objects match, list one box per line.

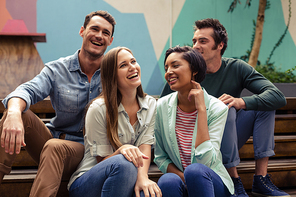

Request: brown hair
left=91, top=47, right=145, bottom=150
left=83, top=10, right=116, bottom=36
left=194, top=18, right=228, bottom=56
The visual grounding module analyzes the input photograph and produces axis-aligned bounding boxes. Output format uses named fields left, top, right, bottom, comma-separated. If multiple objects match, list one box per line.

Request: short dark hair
left=164, top=45, right=207, bottom=83
left=194, top=18, right=228, bottom=55
left=83, top=10, right=116, bottom=37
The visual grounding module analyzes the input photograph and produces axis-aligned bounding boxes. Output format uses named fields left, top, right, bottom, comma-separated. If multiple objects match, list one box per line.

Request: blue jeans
left=157, top=163, right=231, bottom=197
left=69, top=154, right=138, bottom=197
left=220, top=107, right=275, bottom=168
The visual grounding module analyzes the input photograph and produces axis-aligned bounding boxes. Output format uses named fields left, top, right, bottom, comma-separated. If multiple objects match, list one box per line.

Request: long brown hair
left=92, top=47, right=145, bottom=150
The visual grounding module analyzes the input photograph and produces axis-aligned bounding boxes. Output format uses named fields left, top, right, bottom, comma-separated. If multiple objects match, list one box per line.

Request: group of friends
left=0, top=10, right=290, bottom=197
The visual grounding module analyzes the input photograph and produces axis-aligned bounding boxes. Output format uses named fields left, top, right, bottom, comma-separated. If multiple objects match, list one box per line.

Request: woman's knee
left=158, top=173, right=185, bottom=197
left=107, top=154, right=138, bottom=178
left=158, top=173, right=183, bottom=189
left=184, top=163, right=207, bottom=180
left=114, top=154, right=136, bottom=169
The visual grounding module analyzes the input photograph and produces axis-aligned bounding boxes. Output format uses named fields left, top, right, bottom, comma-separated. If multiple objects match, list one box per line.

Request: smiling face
left=117, top=49, right=141, bottom=94
left=164, top=52, right=194, bottom=92
left=79, top=15, right=114, bottom=59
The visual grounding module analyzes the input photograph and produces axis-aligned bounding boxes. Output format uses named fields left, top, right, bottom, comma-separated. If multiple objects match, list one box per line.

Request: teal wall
left=35, top=0, right=296, bottom=95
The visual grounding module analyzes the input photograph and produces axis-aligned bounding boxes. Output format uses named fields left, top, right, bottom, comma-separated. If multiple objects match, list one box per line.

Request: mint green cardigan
left=154, top=90, right=234, bottom=194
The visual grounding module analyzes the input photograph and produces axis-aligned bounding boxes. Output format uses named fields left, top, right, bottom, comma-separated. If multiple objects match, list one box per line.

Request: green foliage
left=228, top=0, right=295, bottom=83
left=228, top=0, right=270, bottom=13
left=228, top=0, right=252, bottom=13
left=266, top=0, right=291, bottom=65
left=256, top=64, right=296, bottom=83
left=238, top=20, right=256, bottom=63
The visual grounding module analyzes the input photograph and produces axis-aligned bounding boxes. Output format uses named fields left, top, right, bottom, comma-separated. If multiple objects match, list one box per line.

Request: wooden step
left=3, top=159, right=296, bottom=197
left=1, top=169, right=69, bottom=197
left=275, top=114, right=296, bottom=134
left=239, top=135, right=296, bottom=159
left=12, top=148, right=37, bottom=167
left=13, top=134, right=296, bottom=167
left=277, top=97, right=296, bottom=113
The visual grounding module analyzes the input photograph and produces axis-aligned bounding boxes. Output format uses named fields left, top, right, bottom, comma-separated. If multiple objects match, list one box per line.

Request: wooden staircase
left=0, top=98, right=296, bottom=197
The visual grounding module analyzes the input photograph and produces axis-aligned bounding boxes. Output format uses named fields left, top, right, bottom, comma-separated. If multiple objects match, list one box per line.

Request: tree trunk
left=248, top=0, right=266, bottom=68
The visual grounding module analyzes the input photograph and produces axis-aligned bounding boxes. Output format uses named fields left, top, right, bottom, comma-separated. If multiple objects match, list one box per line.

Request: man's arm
left=238, top=60, right=286, bottom=110
left=221, top=59, right=286, bottom=111
left=219, top=94, right=246, bottom=110
left=1, top=97, right=27, bottom=155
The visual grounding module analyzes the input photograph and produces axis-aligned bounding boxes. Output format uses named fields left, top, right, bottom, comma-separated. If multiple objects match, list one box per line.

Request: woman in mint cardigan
left=154, top=46, right=234, bottom=197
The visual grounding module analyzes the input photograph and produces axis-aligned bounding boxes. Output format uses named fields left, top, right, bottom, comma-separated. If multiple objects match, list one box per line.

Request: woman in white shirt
left=68, top=47, right=161, bottom=197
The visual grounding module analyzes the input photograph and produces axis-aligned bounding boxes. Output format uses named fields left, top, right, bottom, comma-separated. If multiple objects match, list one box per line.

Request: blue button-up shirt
left=2, top=50, right=101, bottom=142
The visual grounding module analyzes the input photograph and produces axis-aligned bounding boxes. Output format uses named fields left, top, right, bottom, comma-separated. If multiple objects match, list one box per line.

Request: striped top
left=175, top=106, right=197, bottom=170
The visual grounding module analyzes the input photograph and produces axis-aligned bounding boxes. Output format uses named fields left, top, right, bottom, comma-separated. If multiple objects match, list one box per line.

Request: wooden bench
left=1, top=98, right=296, bottom=196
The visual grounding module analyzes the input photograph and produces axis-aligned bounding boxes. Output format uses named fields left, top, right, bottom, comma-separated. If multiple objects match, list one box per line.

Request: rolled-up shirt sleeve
left=84, top=99, right=113, bottom=157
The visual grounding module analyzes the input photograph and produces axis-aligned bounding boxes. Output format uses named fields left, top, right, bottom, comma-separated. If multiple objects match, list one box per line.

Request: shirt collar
left=118, top=95, right=149, bottom=113
left=68, top=50, right=81, bottom=72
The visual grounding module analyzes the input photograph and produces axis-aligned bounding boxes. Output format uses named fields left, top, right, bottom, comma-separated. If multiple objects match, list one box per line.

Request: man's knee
left=256, top=110, right=275, bottom=122
left=41, top=139, right=67, bottom=158
left=21, top=110, right=43, bottom=130
left=226, top=107, right=237, bottom=126
left=41, top=139, right=84, bottom=160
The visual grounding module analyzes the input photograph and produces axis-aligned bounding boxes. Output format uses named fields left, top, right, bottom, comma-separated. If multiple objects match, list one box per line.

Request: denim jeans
left=220, top=107, right=275, bottom=168
left=69, top=154, right=139, bottom=197
left=157, top=163, right=230, bottom=197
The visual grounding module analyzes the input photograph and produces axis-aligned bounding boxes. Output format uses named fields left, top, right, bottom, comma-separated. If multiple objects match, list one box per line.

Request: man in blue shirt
left=0, top=10, right=115, bottom=196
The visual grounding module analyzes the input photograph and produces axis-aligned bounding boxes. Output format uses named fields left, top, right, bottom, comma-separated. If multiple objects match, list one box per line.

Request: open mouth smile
left=127, top=73, right=139, bottom=79
left=91, top=41, right=102, bottom=46
left=168, top=77, right=177, bottom=84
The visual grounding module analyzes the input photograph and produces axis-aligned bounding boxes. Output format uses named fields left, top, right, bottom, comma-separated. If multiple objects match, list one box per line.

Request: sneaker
left=252, top=174, right=290, bottom=197
left=231, top=177, right=249, bottom=197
